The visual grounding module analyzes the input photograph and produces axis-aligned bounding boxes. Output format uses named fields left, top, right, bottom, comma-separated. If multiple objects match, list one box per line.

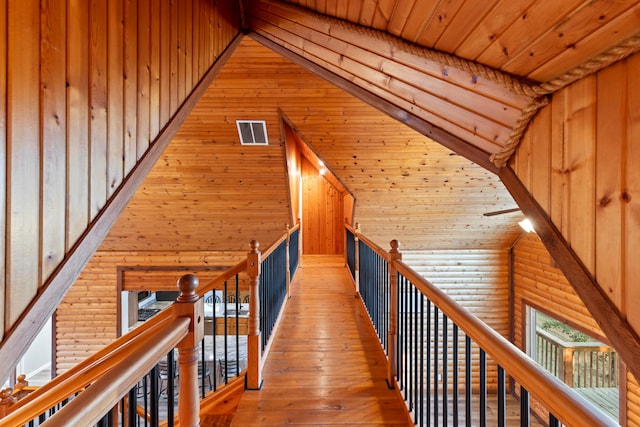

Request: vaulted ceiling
left=103, top=0, right=640, bottom=252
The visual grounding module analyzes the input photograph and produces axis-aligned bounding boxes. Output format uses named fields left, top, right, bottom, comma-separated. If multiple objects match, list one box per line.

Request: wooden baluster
left=174, top=274, right=204, bottom=427
left=388, top=239, right=401, bottom=387
left=247, top=240, right=262, bottom=389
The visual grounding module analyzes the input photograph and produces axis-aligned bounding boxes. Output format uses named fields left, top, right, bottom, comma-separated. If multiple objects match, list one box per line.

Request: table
left=203, top=335, right=248, bottom=383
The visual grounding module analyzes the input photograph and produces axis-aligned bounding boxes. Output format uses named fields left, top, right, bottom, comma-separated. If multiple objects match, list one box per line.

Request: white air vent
left=236, top=120, right=269, bottom=145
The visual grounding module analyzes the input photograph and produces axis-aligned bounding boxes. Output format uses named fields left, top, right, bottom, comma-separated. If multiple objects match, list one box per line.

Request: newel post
left=173, top=274, right=204, bottom=427
left=354, top=223, right=361, bottom=294
left=388, top=240, right=402, bottom=386
left=247, top=240, right=262, bottom=389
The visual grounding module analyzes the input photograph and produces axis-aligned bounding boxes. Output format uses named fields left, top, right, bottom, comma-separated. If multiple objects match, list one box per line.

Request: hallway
left=230, top=255, right=411, bottom=426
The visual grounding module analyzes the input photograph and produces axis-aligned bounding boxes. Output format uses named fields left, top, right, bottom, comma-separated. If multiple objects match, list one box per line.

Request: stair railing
left=0, top=275, right=202, bottom=427
left=0, top=224, right=300, bottom=426
left=345, top=224, right=617, bottom=427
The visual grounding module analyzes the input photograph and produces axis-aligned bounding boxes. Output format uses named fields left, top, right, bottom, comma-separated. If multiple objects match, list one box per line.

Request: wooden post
left=285, top=224, right=291, bottom=299
left=173, top=274, right=204, bottom=427
left=247, top=240, right=262, bottom=389
left=388, top=239, right=401, bottom=387
left=0, top=388, right=16, bottom=418
left=564, top=348, right=575, bottom=388
left=354, top=223, right=361, bottom=295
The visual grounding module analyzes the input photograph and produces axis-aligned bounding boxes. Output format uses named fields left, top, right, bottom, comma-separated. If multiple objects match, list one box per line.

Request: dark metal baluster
left=402, top=276, right=408, bottom=401
left=200, top=338, right=206, bottom=398
left=167, top=351, right=175, bottom=426
left=419, top=293, right=424, bottom=427
left=426, top=300, right=431, bottom=425
left=397, top=275, right=402, bottom=395
left=127, top=388, right=136, bottom=427
left=433, top=306, right=439, bottom=427
left=465, top=335, right=471, bottom=427
left=549, top=413, right=560, bottom=427
left=453, top=324, right=459, bottom=426
left=480, top=349, right=487, bottom=427
left=443, top=313, right=448, bottom=427
left=150, top=365, right=159, bottom=426
left=411, top=286, right=422, bottom=423
left=408, top=282, right=414, bottom=416
left=520, top=387, right=530, bottom=427
left=498, top=365, right=506, bottom=427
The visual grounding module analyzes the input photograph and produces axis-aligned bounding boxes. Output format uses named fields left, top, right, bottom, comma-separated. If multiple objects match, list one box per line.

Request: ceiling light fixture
left=518, top=218, right=535, bottom=233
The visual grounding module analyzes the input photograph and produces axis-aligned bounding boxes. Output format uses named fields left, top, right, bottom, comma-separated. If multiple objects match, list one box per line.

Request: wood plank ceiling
left=104, top=0, right=640, bottom=252
left=103, top=37, right=522, bottom=252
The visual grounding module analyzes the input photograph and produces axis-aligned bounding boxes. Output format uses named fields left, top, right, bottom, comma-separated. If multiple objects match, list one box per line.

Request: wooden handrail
left=0, top=314, right=188, bottom=427
left=393, top=259, right=617, bottom=427
left=196, top=259, right=248, bottom=295
left=40, top=317, right=190, bottom=427
left=196, top=225, right=300, bottom=296
left=4, top=307, right=175, bottom=417
left=357, top=233, right=390, bottom=261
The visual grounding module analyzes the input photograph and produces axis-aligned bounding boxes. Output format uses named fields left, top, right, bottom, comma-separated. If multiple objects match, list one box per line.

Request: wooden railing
left=536, top=328, right=619, bottom=388
left=0, top=224, right=301, bottom=426
left=345, top=224, right=617, bottom=427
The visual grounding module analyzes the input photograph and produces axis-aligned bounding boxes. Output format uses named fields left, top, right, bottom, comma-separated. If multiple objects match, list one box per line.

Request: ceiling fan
left=482, top=207, right=521, bottom=217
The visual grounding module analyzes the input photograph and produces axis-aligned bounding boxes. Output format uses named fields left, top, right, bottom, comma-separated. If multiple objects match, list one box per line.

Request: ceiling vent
left=236, top=120, right=269, bottom=145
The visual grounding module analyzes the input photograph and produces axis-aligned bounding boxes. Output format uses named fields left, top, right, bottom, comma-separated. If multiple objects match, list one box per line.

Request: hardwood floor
left=230, top=255, right=412, bottom=426
left=226, top=255, right=545, bottom=426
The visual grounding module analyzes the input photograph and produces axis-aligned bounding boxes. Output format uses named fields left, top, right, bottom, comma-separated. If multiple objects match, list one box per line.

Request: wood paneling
left=511, top=52, right=640, bottom=342
left=279, top=0, right=640, bottom=83
left=100, top=37, right=521, bottom=255
left=55, top=250, right=245, bottom=372
left=301, top=156, right=345, bottom=255
left=403, top=249, right=510, bottom=336
left=512, top=233, right=603, bottom=345
left=7, top=0, right=41, bottom=327
left=512, top=233, right=640, bottom=426
left=0, top=0, right=240, bottom=367
left=0, top=0, right=6, bottom=339
left=246, top=0, right=533, bottom=156
left=402, top=249, right=509, bottom=391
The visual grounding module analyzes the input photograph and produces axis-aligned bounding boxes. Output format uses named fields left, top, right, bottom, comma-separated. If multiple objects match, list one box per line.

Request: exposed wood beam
left=249, top=32, right=499, bottom=174
left=500, top=166, right=640, bottom=384
left=0, top=34, right=244, bottom=384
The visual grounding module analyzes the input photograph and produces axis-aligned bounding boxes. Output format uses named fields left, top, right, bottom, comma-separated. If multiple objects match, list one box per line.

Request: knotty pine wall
left=301, top=156, right=345, bottom=255
left=402, top=249, right=509, bottom=391
left=55, top=250, right=246, bottom=373
left=512, top=233, right=640, bottom=426
left=511, top=51, right=640, bottom=342
left=0, top=1, right=240, bottom=339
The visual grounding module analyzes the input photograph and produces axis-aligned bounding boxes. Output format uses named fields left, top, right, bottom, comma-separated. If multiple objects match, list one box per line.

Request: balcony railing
left=0, top=224, right=300, bottom=426
left=345, top=224, right=617, bottom=427
left=536, top=328, right=618, bottom=389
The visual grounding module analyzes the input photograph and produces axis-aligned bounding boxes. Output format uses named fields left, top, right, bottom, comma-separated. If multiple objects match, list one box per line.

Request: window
left=525, top=305, right=619, bottom=421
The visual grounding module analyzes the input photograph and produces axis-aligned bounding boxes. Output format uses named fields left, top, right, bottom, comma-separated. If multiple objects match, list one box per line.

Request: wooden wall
left=402, top=249, right=510, bottom=391
left=0, top=0, right=240, bottom=341
left=55, top=250, right=245, bottom=373
left=512, top=232, right=640, bottom=426
left=301, top=157, right=345, bottom=254
left=511, top=51, right=640, bottom=345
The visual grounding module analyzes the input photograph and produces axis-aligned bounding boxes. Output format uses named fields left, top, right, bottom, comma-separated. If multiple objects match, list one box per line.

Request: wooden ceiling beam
left=244, top=0, right=534, bottom=158
left=249, top=32, right=499, bottom=174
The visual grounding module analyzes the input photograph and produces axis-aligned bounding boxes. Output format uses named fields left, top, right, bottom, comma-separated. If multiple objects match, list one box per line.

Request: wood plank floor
left=230, top=255, right=412, bottom=426
left=226, top=255, right=545, bottom=426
